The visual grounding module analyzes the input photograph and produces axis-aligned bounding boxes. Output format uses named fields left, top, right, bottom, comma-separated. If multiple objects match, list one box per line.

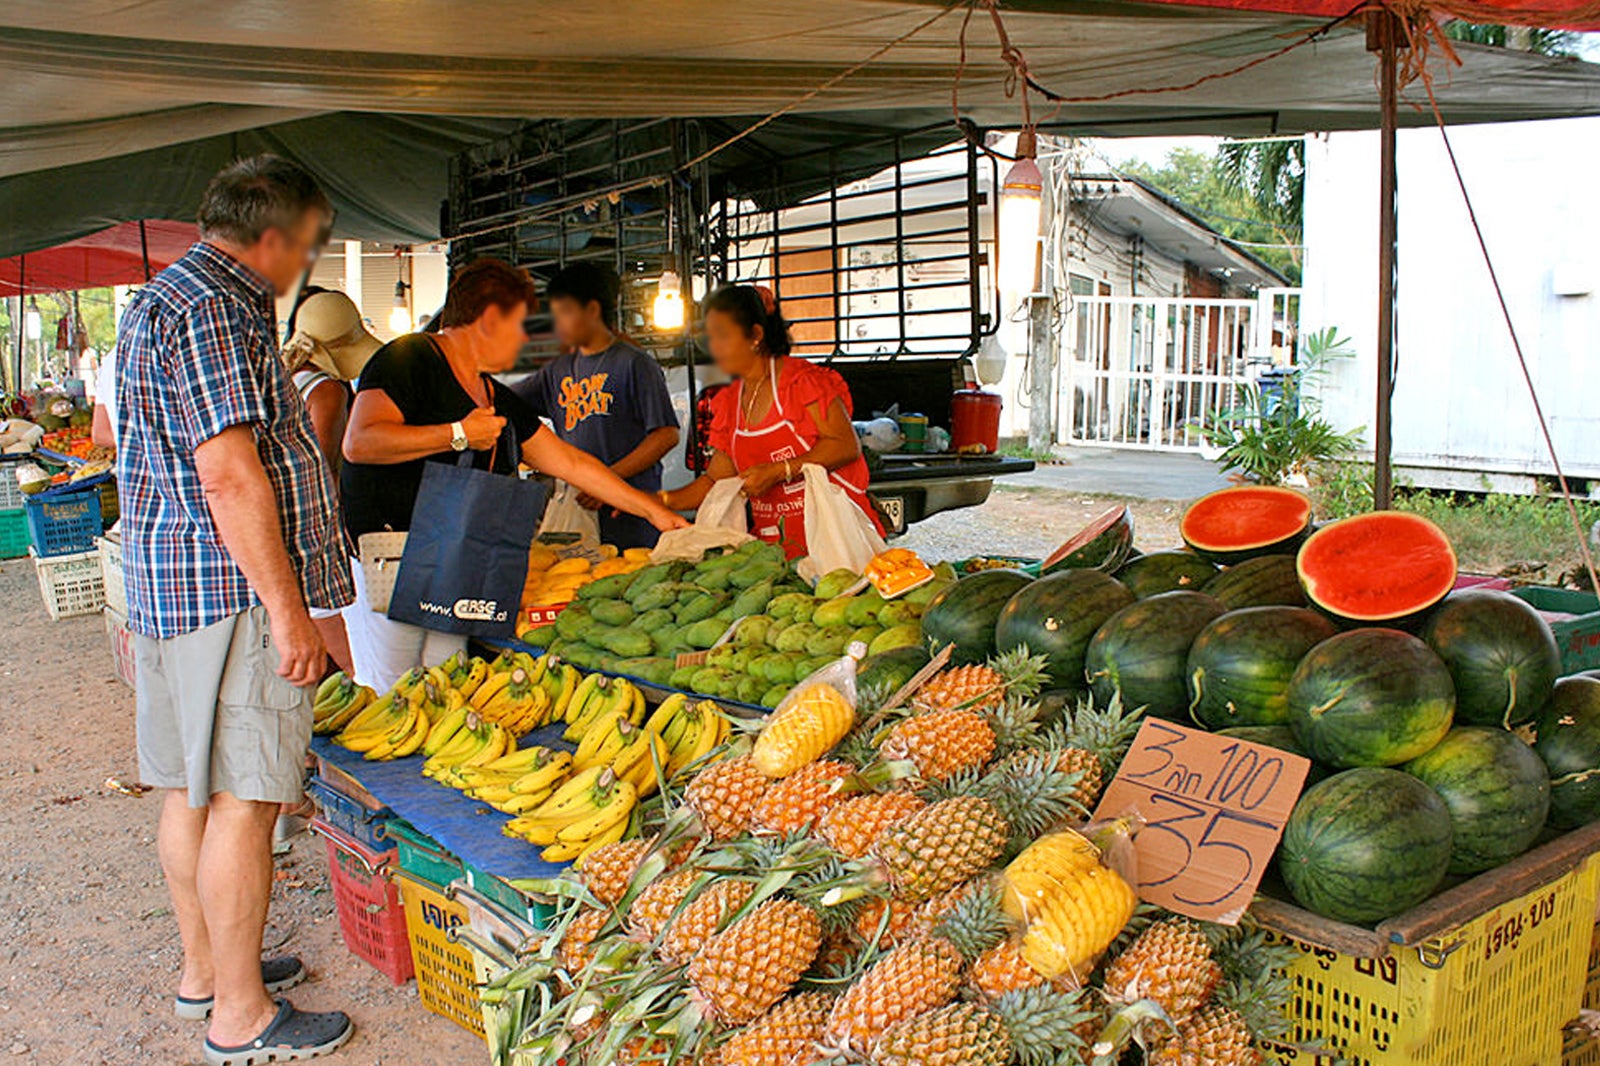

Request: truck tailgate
left=867, top=454, right=1036, bottom=533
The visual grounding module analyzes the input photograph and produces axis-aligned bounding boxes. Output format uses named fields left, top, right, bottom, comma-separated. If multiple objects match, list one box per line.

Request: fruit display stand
left=1250, top=820, right=1600, bottom=1066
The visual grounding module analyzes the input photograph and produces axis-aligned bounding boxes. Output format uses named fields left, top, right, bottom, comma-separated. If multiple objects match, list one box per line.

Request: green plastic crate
left=0, top=508, right=27, bottom=559
left=1512, top=586, right=1600, bottom=675
left=463, top=863, right=556, bottom=930
left=380, top=818, right=463, bottom=890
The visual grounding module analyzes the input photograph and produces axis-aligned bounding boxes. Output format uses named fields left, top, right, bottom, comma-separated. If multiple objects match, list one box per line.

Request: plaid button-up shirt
left=114, top=242, right=354, bottom=638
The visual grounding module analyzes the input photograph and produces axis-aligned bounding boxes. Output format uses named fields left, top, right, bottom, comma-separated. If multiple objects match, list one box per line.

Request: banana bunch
left=502, top=766, right=638, bottom=864
left=311, top=672, right=377, bottom=735
left=642, top=694, right=733, bottom=780
left=472, top=659, right=556, bottom=736
left=420, top=707, right=517, bottom=778
left=573, top=713, right=667, bottom=798
left=434, top=746, right=574, bottom=816
left=561, top=674, right=645, bottom=742
left=334, top=684, right=434, bottom=761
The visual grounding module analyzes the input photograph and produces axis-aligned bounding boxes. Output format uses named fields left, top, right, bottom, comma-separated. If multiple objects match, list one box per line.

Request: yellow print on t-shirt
left=557, top=373, right=613, bottom=430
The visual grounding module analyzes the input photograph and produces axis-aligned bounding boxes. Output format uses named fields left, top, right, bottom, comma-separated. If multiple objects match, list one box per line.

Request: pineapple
left=879, top=708, right=996, bottom=782
left=915, top=663, right=1008, bottom=713
left=1102, top=918, right=1222, bottom=1025
left=752, top=682, right=855, bottom=777
left=753, top=760, right=853, bottom=835
left=1001, top=746, right=1104, bottom=811
left=628, top=867, right=700, bottom=940
left=871, top=1002, right=1012, bottom=1066
left=819, top=792, right=927, bottom=858
left=854, top=896, right=920, bottom=947
left=689, top=898, right=823, bottom=1025
left=662, top=879, right=754, bottom=963
left=580, top=837, right=652, bottom=906
left=717, top=991, right=833, bottom=1066
left=557, top=907, right=609, bottom=973
left=825, top=937, right=963, bottom=1051
left=1148, top=1004, right=1262, bottom=1066
left=1003, top=830, right=1139, bottom=983
left=971, top=939, right=1048, bottom=999
left=687, top=755, right=770, bottom=840
left=873, top=795, right=1010, bottom=902
left=1048, top=690, right=1145, bottom=779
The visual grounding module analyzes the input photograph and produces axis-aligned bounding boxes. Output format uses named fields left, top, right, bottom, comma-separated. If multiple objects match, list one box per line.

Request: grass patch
left=998, top=441, right=1060, bottom=463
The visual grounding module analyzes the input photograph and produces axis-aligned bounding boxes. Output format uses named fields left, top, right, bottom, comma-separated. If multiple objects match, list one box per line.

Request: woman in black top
left=339, top=258, right=686, bottom=686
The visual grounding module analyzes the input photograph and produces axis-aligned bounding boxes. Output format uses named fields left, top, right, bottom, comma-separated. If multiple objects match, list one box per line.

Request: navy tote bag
left=386, top=424, right=548, bottom=638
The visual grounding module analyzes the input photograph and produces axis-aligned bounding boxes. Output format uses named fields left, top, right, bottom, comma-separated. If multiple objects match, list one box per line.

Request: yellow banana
left=563, top=673, right=604, bottom=730
left=572, top=710, right=628, bottom=769
left=390, top=705, right=432, bottom=758
left=555, top=779, right=637, bottom=843
left=424, top=703, right=470, bottom=757
left=499, top=788, right=555, bottom=815
left=529, top=765, right=609, bottom=816
left=314, top=672, right=348, bottom=707
left=573, top=820, right=631, bottom=862
left=629, top=684, right=647, bottom=726
left=463, top=725, right=511, bottom=767
left=482, top=744, right=550, bottom=773
left=430, top=718, right=485, bottom=765
left=645, top=692, right=689, bottom=739
left=524, top=653, right=549, bottom=687
left=338, top=692, right=399, bottom=736
left=314, top=684, right=374, bottom=735
left=519, top=823, right=564, bottom=846
left=457, top=658, right=489, bottom=698
left=389, top=666, right=427, bottom=701
left=550, top=663, right=580, bottom=718
left=469, top=783, right=518, bottom=805
left=512, top=752, right=574, bottom=795
left=470, top=670, right=512, bottom=711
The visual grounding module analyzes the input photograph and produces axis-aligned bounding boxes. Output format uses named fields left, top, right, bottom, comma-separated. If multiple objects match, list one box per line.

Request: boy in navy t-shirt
left=515, top=263, right=681, bottom=549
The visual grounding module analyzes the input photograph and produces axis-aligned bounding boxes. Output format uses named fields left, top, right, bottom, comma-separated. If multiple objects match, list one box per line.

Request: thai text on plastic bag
left=650, top=477, right=754, bottom=563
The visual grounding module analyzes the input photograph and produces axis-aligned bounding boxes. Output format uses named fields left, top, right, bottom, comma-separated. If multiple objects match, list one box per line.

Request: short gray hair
left=197, top=155, right=332, bottom=247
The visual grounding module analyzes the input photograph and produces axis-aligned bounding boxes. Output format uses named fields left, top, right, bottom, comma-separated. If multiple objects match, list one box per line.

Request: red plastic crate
left=314, top=818, right=414, bottom=985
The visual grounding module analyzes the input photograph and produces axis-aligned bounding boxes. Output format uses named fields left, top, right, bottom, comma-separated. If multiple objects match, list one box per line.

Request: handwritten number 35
left=1142, top=795, right=1276, bottom=908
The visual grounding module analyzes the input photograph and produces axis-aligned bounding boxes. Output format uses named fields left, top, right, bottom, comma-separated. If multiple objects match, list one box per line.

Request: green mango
left=813, top=596, right=854, bottom=629
left=814, top=568, right=862, bottom=601
left=736, top=675, right=767, bottom=705
left=805, top=627, right=851, bottom=659
left=761, top=684, right=790, bottom=708
left=732, top=615, right=774, bottom=647
left=868, top=623, right=924, bottom=657
left=729, top=560, right=783, bottom=590
left=563, top=643, right=605, bottom=670
left=713, top=605, right=737, bottom=624
left=522, top=624, right=557, bottom=648
left=623, top=562, right=681, bottom=604
left=594, top=625, right=654, bottom=659
left=577, top=570, right=639, bottom=602
left=877, top=600, right=923, bottom=627
left=689, top=666, right=735, bottom=695
left=677, top=592, right=727, bottom=624
left=633, top=581, right=685, bottom=613
left=845, top=590, right=886, bottom=627
left=684, top=617, right=730, bottom=650
left=669, top=663, right=701, bottom=690
left=905, top=579, right=952, bottom=607
left=767, top=592, right=809, bottom=621
left=769, top=652, right=807, bottom=685
left=726, top=647, right=755, bottom=673
left=698, top=566, right=734, bottom=591
left=796, top=655, right=835, bottom=679
left=764, top=618, right=794, bottom=648
left=775, top=622, right=818, bottom=654
left=706, top=644, right=739, bottom=668
left=615, top=657, right=674, bottom=686
left=635, top=608, right=675, bottom=635
left=553, top=603, right=593, bottom=643
left=590, top=599, right=636, bottom=627
left=850, top=625, right=885, bottom=650
left=731, top=579, right=776, bottom=618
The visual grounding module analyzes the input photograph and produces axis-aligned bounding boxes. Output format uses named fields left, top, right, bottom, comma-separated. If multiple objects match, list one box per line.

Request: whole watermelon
left=1403, top=727, right=1550, bottom=875
left=994, top=570, right=1135, bottom=690
left=857, top=646, right=933, bottom=711
left=1287, top=628, right=1455, bottom=768
left=921, top=569, right=1032, bottom=665
left=1203, top=555, right=1307, bottom=610
left=1534, top=676, right=1600, bottom=829
left=1084, top=591, right=1226, bottom=718
left=1421, top=590, right=1561, bottom=728
left=1216, top=724, right=1331, bottom=784
left=1186, top=607, right=1338, bottom=729
left=1279, top=767, right=1454, bottom=924
left=1113, top=550, right=1218, bottom=599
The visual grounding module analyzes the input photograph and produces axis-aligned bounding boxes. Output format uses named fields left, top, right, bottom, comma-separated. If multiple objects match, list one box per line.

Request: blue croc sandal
left=175, top=957, right=307, bottom=1020
left=204, top=999, right=352, bottom=1066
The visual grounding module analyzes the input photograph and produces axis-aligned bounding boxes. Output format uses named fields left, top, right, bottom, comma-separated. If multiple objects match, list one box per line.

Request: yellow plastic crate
left=1266, top=854, right=1600, bottom=1066
left=397, top=869, right=486, bottom=1040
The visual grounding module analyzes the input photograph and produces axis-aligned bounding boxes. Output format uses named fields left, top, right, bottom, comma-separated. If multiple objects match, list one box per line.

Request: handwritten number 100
left=1207, top=742, right=1284, bottom=811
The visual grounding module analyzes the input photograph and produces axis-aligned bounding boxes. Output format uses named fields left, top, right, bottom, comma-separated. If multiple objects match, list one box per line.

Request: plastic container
left=1511, top=586, right=1600, bottom=675
left=306, top=776, right=395, bottom=854
left=0, top=460, right=26, bottom=512
left=24, top=488, right=102, bottom=557
left=462, top=864, right=556, bottom=930
left=0, top=508, right=28, bottom=559
left=950, top=386, right=1002, bottom=454
left=396, top=868, right=485, bottom=1039
left=384, top=818, right=465, bottom=890
left=103, top=606, right=137, bottom=689
left=1257, top=827, right=1600, bottom=1066
left=313, top=818, right=413, bottom=985
left=896, top=413, right=928, bottom=453
left=32, top=547, right=105, bottom=619
left=448, top=880, right=547, bottom=1060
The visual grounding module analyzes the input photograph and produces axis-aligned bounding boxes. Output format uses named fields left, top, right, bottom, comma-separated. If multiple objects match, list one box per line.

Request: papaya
left=684, top=617, right=730, bottom=650
left=813, top=597, right=855, bottom=629
left=732, top=615, right=774, bottom=646
left=869, top=623, right=923, bottom=657
left=578, top=570, right=640, bottom=602
left=677, top=592, right=727, bottom=624
left=590, top=600, right=636, bottom=627
left=731, top=579, right=776, bottom=619
left=846, top=591, right=886, bottom=627
left=805, top=628, right=852, bottom=658
left=776, top=622, right=819, bottom=654
left=815, top=568, right=861, bottom=600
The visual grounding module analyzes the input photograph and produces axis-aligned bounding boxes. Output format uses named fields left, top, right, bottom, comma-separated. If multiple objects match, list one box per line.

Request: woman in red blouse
left=663, top=285, right=882, bottom=559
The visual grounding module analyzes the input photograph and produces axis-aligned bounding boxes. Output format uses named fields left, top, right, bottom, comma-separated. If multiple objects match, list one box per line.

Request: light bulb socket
left=1015, top=128, right=1038, bottom=162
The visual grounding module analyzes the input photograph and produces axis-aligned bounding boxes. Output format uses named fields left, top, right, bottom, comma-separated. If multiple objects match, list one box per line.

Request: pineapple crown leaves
left=917, top=765, right=985, bottom=804
left=973, top=750, right=1088, bottom=844
left=989, top=985, right=1099, bottom=1066
left=1043, top=690, right=1146, bottom=777
left=930, top=877, right=1012, bottom=961
left=1204, top=921, right=1299, bottom=1042
left=985, top=645, right=1052, bottom=702
left=985, top=693, right=1048, bottom=755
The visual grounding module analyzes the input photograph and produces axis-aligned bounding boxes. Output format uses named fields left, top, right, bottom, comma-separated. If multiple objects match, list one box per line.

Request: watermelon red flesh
left=1180, top=485, right=1312, bottom=564
left=1084, top=591, right=1226, bottom=719
left=1041, top=504, right=1135, bottom=574
left=1114, top=550, right=1218, bottom=598
left=920, top=569, right=1033, bottom=666
left=994, top=570, right=1135, bottom=689
left=1421, top=589, right=1561, bottom=728
left=1287, top=628, right=1456, bottom=768
left=1278, top=767, right=1454, bottom=925
left=1297, top=511, right=1457, bottom=623
left=1534, top=676, right=1600, bottom=829
left=1204, top=555, right=1307, bottom=610
left=1403, top=727, right=1550, bottom=876
left=1187, top=607, right=1338, bottom=729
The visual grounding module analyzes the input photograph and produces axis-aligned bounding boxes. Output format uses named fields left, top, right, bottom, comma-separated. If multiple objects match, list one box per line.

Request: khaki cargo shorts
left=134, top=605, right=312, bottom=808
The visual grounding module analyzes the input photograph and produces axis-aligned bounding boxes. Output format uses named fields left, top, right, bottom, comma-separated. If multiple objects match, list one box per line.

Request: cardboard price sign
left=1092, top=719, right=1309, bottom=924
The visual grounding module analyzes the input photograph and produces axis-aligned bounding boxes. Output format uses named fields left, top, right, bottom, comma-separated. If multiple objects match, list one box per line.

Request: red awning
left=0, top=220, right=195, bottom=297
left=1142, top=1, right=1600, bottom=31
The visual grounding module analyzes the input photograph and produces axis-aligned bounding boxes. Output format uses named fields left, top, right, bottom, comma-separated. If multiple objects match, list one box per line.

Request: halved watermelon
left=1041, top=504, right=1135, bottom=574
left=1180, top=486, right=1312, bottom=564
left=1297, top=512, right=1457, bottom=624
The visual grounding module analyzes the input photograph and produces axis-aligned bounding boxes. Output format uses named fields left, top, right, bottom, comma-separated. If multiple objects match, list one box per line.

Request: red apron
left=728, top=361, right=880, bottom=560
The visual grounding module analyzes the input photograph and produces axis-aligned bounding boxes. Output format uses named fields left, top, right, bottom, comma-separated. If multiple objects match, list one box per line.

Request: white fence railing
left=1060, top=288, right=1300, bottom=451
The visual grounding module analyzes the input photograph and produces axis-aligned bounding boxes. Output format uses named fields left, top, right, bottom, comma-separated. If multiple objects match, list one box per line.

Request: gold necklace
left=741, top=357, right=773, bottom=424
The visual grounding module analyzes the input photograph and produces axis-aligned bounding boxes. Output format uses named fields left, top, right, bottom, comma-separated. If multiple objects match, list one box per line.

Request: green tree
left=1444, top=22, right=1579, bottom=56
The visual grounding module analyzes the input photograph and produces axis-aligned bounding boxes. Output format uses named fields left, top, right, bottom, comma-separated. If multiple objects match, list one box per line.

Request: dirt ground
left=0, top=484, right=1179, bottom=1066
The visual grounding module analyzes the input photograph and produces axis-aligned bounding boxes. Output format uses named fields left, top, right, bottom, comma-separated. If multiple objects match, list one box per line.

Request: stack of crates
left=26, top=483, right=105, bottom=620
left=384, top=819, right=486, bottom=1039
left=311, top=817, right=413, bottom=984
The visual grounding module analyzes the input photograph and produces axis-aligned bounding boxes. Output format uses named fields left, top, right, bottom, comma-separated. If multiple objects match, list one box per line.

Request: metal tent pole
left=1370, top=10, right=1402, bottom=510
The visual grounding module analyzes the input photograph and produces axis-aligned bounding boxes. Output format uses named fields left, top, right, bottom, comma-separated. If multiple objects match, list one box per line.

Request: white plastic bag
left=799, top=462, right=887, bottom=583
left=536, top=480, right=601, bottom=546
left=650, top=477, right=754, bottom=563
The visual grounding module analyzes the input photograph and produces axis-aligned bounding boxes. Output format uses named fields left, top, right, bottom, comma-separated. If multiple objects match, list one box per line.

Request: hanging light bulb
left=998, top=129, right=1044, bottom=304
left=387, top=280, right=413, bottom=335
left=23, top=297, right=42, bottom=341
left=653, top=270, right=685, bottom=331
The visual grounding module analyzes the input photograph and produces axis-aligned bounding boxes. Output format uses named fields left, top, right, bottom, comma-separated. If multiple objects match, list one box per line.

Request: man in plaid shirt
left=115, top=156, right=355, bottom=1064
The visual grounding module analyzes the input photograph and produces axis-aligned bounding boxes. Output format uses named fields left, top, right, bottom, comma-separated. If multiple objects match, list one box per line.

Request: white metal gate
left=1060, top=290, right=1300, bottom=451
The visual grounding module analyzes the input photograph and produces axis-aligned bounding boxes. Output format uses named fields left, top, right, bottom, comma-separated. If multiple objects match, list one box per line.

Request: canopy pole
left=11, top=256, right=23, bottom=396
left=1369, top=10, right=1402, bottom=510
left=139, top=220, right=152, bottom=281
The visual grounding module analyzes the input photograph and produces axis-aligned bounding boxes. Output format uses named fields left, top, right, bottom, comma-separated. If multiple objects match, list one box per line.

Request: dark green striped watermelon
left=1203, top=555, right=1307, bottom=610
left=1114, top=550, right=1218, bottom=598
left=1421, top=590, right=1560, bottom=728
left=921, top=569, right=1032, bottom=665
left=995, top=570, right=1135, bottom=689
left=1187, top=607, right=1338, bottom=729
left=1279, top=767, right=1454, bottom=924
left=1216, top=725, right=1331, bottom=784
left=858, top=646, right=933, bottom=711
left=1041, top=504, right=1136, bottom=574
left=1287, top=628, right=1455, bottom=768
left=1402, top=726, right=1550, bottom=875
left=1085, top=591, right=1226, bottom=718
left=1533, top=676, right=1600, bottom=829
